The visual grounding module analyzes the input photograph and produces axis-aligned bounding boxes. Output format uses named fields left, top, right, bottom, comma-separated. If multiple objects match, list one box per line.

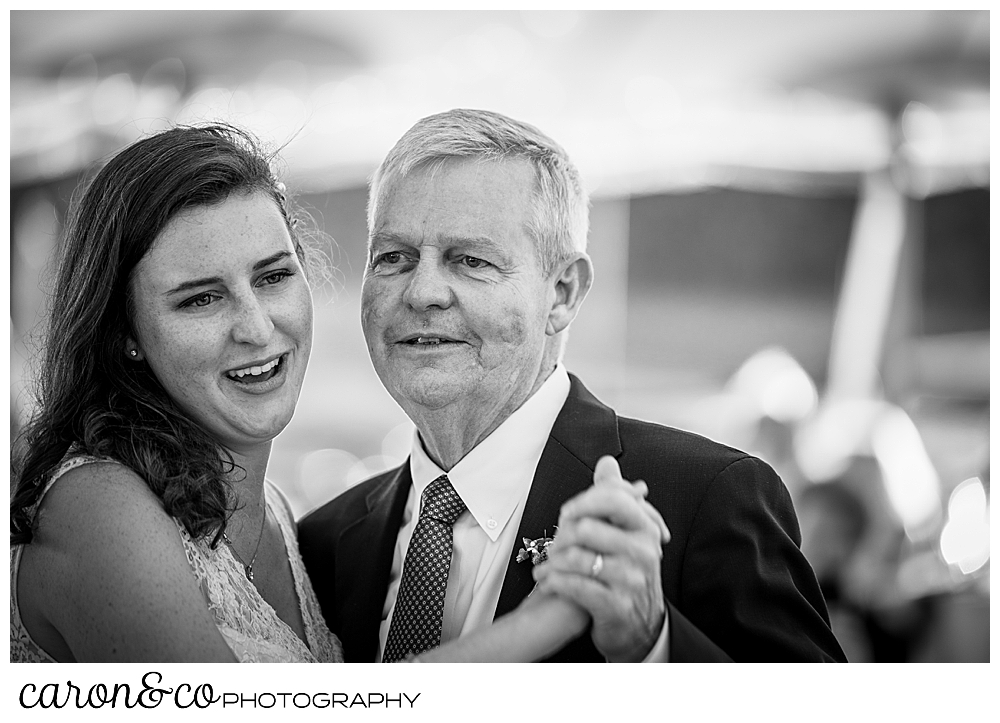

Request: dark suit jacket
left=298, top=374, right=846, bottom=662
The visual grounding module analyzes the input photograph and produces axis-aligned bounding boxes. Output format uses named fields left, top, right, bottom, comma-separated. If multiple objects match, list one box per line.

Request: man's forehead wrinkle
left=372, top=230, right=502, bottom=252
left=369, top=231, right=397, bottom=249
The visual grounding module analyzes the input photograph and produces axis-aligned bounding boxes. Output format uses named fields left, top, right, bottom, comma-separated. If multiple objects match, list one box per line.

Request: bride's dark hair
left=11, top=123, right=306, bottom=546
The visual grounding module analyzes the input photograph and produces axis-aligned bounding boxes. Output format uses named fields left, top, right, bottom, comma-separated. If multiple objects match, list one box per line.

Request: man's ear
left=546, top=254, right=593, bottom=336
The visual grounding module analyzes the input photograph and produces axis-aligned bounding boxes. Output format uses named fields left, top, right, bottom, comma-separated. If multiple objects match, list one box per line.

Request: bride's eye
left=260, top=269, right=294, bottom=286
left=180, top=292, right=218, bottom=309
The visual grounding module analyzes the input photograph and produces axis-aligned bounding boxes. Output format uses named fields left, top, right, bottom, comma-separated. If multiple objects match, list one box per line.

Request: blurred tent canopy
left=10, top=9, right=989, bottom=196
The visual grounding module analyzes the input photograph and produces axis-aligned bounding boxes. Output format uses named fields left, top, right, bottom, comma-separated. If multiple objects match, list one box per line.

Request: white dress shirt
left=377, top=363, right=670, bottom=662
left=378, top=365, right=571, bottom=660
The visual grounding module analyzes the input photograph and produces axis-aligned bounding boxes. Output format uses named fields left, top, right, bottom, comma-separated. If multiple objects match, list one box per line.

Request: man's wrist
left=639, top=607, right=670, bottom=662
left=603, top=607, right=669, bottom=663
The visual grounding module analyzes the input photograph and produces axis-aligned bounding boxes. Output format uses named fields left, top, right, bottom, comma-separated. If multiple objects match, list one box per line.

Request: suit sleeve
left=668, top=457, right=846, bottom=662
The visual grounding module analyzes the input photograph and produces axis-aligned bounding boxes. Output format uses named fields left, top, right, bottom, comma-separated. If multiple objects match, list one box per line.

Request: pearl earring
left=129, top=349, right=138, bottom=358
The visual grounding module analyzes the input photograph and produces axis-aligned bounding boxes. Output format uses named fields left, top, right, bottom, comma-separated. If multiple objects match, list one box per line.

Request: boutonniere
left=516, top=533, right=555, bottom=565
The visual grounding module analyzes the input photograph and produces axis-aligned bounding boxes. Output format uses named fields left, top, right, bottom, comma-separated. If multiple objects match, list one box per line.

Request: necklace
left=223, top=505, right=268, bottom=582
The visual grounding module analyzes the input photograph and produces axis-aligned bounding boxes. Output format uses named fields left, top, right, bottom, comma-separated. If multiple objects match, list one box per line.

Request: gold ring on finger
left=590, top=552, right=604, bottom=578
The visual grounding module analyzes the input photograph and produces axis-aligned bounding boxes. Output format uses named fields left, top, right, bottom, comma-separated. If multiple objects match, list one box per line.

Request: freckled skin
left=130, top=193, right=313, bottom=457
left=362, top=158, right=561, bottom=468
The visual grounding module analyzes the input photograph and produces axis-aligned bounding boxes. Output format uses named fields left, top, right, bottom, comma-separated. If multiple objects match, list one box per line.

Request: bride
left=10, top=124, right=596, bottom=663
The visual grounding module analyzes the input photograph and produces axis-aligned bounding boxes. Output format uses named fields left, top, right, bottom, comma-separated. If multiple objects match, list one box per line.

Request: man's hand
left=532, top=456, right=670, bottom=662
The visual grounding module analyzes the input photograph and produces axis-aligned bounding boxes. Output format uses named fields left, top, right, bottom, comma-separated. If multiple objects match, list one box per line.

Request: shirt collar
left=409, top=364, right=571, bottom=542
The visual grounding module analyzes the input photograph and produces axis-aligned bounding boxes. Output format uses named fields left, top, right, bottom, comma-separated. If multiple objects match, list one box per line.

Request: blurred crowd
left=721, top=348, right=990, bottom=663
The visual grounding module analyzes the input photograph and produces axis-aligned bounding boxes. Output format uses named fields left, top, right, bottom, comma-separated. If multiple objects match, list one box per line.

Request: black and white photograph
left=8, top=6, right=990, bottom=717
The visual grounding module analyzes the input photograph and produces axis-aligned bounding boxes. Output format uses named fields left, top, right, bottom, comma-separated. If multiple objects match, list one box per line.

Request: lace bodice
left=11, top=455, right=343, bottom=663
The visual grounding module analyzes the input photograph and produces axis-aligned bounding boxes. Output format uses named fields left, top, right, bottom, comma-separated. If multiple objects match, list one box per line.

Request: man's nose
left=231, top=294, right=274, bottom=345
left=401, top=258, right=453, bottom=311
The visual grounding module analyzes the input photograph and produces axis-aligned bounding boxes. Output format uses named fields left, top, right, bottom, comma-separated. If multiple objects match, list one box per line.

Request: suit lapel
left=339, top=376, right=620, bottom=661
left=334, top=465, right=411, bottom=662
left=495, top=374, right=622, bottom=620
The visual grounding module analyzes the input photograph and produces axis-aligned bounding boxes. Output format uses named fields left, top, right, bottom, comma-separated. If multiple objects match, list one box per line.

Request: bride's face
left=129, top=192, right=313, bottom=454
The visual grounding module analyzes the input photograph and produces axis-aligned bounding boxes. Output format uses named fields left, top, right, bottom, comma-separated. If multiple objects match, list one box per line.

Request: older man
left=299, top=109, right=845, bottom=662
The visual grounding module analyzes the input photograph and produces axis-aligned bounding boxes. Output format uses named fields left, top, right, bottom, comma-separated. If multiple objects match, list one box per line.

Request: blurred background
left=9, top=10, right=989, bottom=661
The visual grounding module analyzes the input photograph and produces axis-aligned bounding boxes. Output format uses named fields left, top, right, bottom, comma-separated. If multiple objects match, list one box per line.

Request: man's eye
left=372, top=251, right=406, bottom=271
left=462, top=256, right=489, bottom=269
left=374, top=251, right=403, bottom=266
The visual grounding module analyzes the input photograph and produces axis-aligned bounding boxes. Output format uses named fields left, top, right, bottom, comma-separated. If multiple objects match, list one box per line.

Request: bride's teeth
left=228, top=357, right=280, bottom=379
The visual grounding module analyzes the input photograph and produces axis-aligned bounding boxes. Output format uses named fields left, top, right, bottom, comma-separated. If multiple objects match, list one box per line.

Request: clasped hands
left=532, top=456, right=670, bottom=662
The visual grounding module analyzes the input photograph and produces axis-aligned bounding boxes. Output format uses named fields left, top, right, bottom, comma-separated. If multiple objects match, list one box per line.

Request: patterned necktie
left=382, top=474, right=466, bottom=663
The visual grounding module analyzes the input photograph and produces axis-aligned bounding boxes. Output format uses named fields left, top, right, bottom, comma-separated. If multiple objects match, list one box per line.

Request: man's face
left=362, top=157, right=556, bottom=425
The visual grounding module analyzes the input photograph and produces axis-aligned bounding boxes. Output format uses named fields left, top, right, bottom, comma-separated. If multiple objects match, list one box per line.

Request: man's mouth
left=400, top=336, right=460, bottom=346
left=225, top=354, right=285, bottom=383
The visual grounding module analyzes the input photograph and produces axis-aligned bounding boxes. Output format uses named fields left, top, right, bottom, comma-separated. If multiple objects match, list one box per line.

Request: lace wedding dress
left=11, top=455, right=343, bottom=663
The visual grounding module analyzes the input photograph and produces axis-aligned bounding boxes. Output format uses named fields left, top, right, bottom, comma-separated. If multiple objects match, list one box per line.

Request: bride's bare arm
left=17, top=462, right=237, bottom=662
left=413, top=591, right=588, bottom=663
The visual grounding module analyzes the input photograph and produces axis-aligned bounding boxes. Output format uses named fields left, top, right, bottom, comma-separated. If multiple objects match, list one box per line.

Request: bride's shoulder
left=33, top=456, right=174, bottom=548
left=18, top=454, right=238, bottom=662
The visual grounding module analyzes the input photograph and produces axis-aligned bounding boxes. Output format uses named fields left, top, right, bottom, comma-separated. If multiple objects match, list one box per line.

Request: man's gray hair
left=368, top=108, right=589, bottom=274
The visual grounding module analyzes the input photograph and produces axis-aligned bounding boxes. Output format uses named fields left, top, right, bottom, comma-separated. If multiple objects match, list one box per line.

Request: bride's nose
left=231, top=295, right=274, bottom=345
